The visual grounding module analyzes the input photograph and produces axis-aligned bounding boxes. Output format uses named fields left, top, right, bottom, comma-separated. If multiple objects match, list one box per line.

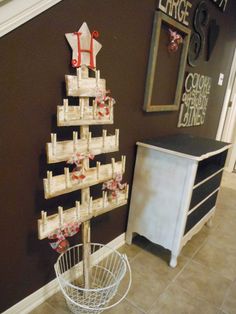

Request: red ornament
left=56, top=239, right=70, bottom=253
left=168, top=28, right=183, bottom=53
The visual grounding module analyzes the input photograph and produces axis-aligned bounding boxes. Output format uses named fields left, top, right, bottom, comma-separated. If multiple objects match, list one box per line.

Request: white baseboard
left=3, top=233, right=126, bottom=314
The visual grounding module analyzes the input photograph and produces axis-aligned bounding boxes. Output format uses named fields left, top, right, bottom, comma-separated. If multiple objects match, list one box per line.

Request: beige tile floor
left=31, top=171, right=236, bottom=314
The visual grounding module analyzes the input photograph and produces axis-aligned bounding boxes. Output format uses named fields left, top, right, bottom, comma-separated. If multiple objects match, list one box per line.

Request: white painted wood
left=136, top=142, right=231, bottom=161
left=43, top=158, right=125, bottom=199
left=46, top=130, right=119, bottom=163
left=126, top=145, right=196, bottom=251
left=170, top=160, right=198, bottom=264
left=0, top=0, right=63, bottom=38
left=2, top=233, right=126, bottom=314
left=65, top=75, right=106, bottom=97
left=79, top=116, right=92, bottom=290
left=82, top=220, right=91, bottom=290
left=65, top=23, right=102, bottom=69
left=126, top=141, right=228, bottom=267
left=34, top=22, right=129, bottom=303
left=39, top=188, right=128, bottom=239
left=57, top=101, right=114, bottom=126
left=169, top=254, right=178, bottom=268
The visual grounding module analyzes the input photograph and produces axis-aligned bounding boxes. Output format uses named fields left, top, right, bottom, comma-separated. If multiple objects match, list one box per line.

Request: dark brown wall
left=0, top=0, right=236, bottom=311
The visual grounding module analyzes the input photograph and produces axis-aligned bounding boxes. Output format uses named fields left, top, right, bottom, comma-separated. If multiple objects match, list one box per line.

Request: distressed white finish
left=47, top=129, right=119, bottom=163
left=0, top=0, right=62, bottom=37
left=38, top=187, right=128, bottom=239
left=137, top=142, right=231, bottom=161
left=126, top=142, right=228, bottom=267
left=65, top=69, right=106, bottom=97
left=57, top=97, right=114, bottom=126
left=126, top=145, right=197, bottom=266
left=43, top=158, right=125, bottom=199
left=65, top=22, right=102, bottom=69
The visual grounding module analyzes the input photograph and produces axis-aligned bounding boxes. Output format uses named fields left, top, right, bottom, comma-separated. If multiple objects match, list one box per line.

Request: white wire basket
left=54, top=243, right=131, bottom=314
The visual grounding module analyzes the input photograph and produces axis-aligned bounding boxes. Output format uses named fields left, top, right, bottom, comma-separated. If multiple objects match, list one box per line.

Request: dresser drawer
left=184, top=192, right=218, bottom=235
left=194, top=150, right=227, bottom=185
left=189, top=171, right=223, bottom=210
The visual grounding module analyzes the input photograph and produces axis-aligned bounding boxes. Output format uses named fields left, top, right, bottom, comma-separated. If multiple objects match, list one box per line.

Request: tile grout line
left=42, top=301, right=58, bottom=313
left=171, top=282, right=222, bottom=311
left=174, top=258, right=233, bottom=310
left=146, top=257, right=193, bottom=313
left=220, top=279, right=235, bottom=311
left=190, top=258, right=234, bottom=282
left=182, top=232, right=209, bottom=261
left=122, top=297, right=148, bottom=314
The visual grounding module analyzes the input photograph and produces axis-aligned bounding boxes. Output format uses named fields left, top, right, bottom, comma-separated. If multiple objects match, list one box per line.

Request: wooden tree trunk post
left=80, top=66, right=91, bottom=290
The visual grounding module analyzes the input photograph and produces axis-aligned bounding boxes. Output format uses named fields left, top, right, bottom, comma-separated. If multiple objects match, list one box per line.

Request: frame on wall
left=143, top=11, right=191, bottom=112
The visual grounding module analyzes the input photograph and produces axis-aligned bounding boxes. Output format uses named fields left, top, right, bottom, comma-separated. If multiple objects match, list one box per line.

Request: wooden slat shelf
left=65, top=74, right=106, bottom=97
left=43, top=157, right=126, bottom=199
left=38, top=187, right=129, bottom=240
left=47, top=129, right=119, bottom=164
left=57, top=99, right=114, bottom=127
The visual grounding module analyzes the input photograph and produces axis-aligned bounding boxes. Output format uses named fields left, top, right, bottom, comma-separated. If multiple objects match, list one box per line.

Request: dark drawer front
left=194, top=150, right=227, bottom=185
left=184, top=192, right=218, bottom=235
left=189, top=171, right=223, bottom=210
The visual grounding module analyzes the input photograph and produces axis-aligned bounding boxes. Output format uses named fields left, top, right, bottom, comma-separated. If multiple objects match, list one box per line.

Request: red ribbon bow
left=168, top=28, right=183, bottom=53
left=95, top=89, right=115, bottom=118
left=67, top=152, right=94, bottom=181
left=102, top=173, right=126, bottom=198
left=48, top=221, right=80, bottom=253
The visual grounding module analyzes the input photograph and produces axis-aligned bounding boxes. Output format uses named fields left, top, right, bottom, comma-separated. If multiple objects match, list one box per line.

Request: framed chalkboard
left=143, top=11, right=191, bottom=112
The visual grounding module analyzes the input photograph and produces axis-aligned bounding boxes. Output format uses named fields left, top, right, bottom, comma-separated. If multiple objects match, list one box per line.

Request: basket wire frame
left=55, top=243, right=131, bottom=314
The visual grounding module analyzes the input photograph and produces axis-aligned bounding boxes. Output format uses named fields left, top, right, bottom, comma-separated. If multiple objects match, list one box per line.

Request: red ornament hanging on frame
left=168, top=28, right=183, bottom=53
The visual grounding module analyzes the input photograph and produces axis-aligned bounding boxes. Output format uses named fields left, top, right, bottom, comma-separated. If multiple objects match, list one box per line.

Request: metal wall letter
left=188, top=1, right=209, bottom=67
left=177, top=72, right=212, bottom=127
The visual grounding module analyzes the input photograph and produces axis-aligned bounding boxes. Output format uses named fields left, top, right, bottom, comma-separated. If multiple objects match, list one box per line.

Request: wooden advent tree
left=37, top=22, right=129, bottom=289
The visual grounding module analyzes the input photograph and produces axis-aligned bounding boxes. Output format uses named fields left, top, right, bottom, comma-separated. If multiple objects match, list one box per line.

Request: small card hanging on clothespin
left=65, top=22, right=102, bottom=69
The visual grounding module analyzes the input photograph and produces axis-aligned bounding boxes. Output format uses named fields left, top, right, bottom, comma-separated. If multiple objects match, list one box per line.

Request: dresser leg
left=170, top=254, right=178, bottom=268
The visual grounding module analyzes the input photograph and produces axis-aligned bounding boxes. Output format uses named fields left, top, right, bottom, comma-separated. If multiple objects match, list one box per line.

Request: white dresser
left=126, top=134, right=230, bottom=267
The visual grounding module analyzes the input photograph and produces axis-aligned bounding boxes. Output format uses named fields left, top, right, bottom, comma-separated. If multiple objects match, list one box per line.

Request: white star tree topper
left=65, top=22, right=102, bottom=69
